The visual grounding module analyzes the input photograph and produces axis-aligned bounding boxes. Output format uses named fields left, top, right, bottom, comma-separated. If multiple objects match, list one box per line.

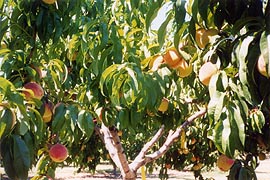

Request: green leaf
left=1, top=137, right=17, bottom=180
left=238, top=36, right=254, bottom=85
left=198, top=0, right=210, bottom=23
left=213, top=93, right=226, bottom=123
left=232, top=17, right=263, bottom=35
left=0, top=48, right=10, bottom=55
left=28, top=107, right=44, bottom=145
left=48, top=59, right=68, bottom=84
left=213, top=112, right=228, bottom=154
left=174, top=22, right=189, bottom=48
left=0, top=107, right=15, bottom=140
left=52, top=103, right=66, bottom=133
left=174, top=0, right=186, bottom=30
left=111, top=25, right=123, bottom=63
left=0, top=0, right=3, bottom=10
left=158, top=11, right=173, bottom=48
left=208, top=71, right=228, bottom=97
left=248, top=109, right=265, bottom=133
left=259, top=31, right=270, bottom=77
left=213, top=6, right=225, bottom=29
left=213, top=103, right=245, bottom=157
left=110, top=71, right=125, bottom=106
left=207, top=91, right=225, bottom=123
left=23, top=132, right=35, bottom=165
left=100, top=64, right=118, bottom=96
left=238, top=167, right=253, bottom=180
left=228, top=162, right=242, bottom=180
left=188, top=18, right=196, bottom=44
left=118, top=108, right=130, bottom=129
left=77, top=110, right=94, bottom=140
left=266, top=1, right=270, bottom=34
left=0, top=77, right=16, bottom=95
left=125, top=67, right=139, bottom=93
left=228, top=103, right=245, bottom=149
left=191, top=0, right=198, bottom=23
left=13, top=135, right=31, bottom=180
left=146, top=1, right=162, bottom=30
left=66, top=105, right=78, bottom=132
left=129, top=106, right=143, bottom=127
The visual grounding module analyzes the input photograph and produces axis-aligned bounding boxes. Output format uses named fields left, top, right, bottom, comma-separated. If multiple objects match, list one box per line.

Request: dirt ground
left=1, top=158, right=270, bottom=180
left=52, top=158, right=270, bottom=180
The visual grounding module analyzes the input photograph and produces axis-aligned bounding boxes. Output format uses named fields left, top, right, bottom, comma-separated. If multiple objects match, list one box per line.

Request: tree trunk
left=95, top=108, right=207, bottom=179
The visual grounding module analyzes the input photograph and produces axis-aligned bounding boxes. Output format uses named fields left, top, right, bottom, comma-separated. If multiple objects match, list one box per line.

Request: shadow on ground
left=1, top=158, right=270, bottom=179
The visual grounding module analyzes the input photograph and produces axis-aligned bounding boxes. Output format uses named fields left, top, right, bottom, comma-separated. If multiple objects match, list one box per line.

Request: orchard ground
left=1, top=156, right=270, bottom=180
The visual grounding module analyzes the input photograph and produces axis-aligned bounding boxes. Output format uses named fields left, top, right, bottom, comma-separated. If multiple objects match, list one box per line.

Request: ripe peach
left=165, top=163, right=172, bottom=169
left=196, top=28, right=219, bottom=49
left=146, top=109, right=155, bottom=117
left=42, top=101, right=53, bottom=123
left=23, top=82, right=44, bottom=100
left=182, top=148, right=189, bottom=155
left=198, top=62, right=218, bottom=86
left=192, top=163, right=203, bottom=171
left=191, top=156, right=197, bottom=162
left=258, top=152, right=266, bottom=160
left=117, top=130, right=123, bottom=137
left=176, top=60, right=193, bottom=78
left=217, top=154, right=235, bottom=171
left=158, top=98, right=169, bottom=112
left=163, top=48, right=183, bottom=69
left=149, top=55, right=164, bottom=71
left=42, top=0, right=56, bottom=4
left=49, top=143, right=68, bottom=163
left=257, top=55, right=268, bottom=77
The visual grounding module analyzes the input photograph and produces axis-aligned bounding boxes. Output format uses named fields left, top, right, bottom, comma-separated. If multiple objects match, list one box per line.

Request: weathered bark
left=95, top=124, right=136, bottom=179
left=95, top=108, right=207, bottom=180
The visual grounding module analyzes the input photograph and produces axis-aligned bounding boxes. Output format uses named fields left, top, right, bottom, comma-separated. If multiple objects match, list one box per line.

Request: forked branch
left=95, top=108, right=207, bottom=180
left=129, top=108, right=207, bottom=171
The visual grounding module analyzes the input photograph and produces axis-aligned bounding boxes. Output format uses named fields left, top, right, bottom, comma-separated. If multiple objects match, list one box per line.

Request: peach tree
left=0, top=0, right=270, bottom=180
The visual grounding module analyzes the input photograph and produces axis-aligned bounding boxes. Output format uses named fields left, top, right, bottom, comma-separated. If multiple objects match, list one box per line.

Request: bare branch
left=129, top=108, right=207, bottom=171
left=146, top=108, right=207, bottom=160
left=130, top=125, right=165, bottom=170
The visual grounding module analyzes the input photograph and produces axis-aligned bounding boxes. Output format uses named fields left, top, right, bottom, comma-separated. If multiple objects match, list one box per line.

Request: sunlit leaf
left=77, top=110, right=94, bottom=140
left=175, top=0, right=186, bottom=30
left=259, top=31, right=270, bottom=77
left=158, top=11, right=173, bottom=48
left=146, top=1, right=162, bottom=30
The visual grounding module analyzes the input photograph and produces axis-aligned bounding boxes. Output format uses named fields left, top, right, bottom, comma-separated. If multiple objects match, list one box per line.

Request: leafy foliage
left=0, top=0, right=270, bottom=179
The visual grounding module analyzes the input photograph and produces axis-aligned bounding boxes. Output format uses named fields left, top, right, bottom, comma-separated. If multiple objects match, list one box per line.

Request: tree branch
left=129, top=125, right=165, bottom=171
left=129, top=108, right=207, bottom=171
left=100, top=124, right=136, bottom=179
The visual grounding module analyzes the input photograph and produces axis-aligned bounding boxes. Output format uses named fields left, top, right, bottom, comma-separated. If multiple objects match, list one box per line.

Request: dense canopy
left=0, top=0, right=270, bottom=179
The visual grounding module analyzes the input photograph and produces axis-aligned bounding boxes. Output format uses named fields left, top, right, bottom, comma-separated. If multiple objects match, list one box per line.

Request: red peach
left=23, top=82, right=44, bottom=100
left=49, top=143, right=68, bottom=163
